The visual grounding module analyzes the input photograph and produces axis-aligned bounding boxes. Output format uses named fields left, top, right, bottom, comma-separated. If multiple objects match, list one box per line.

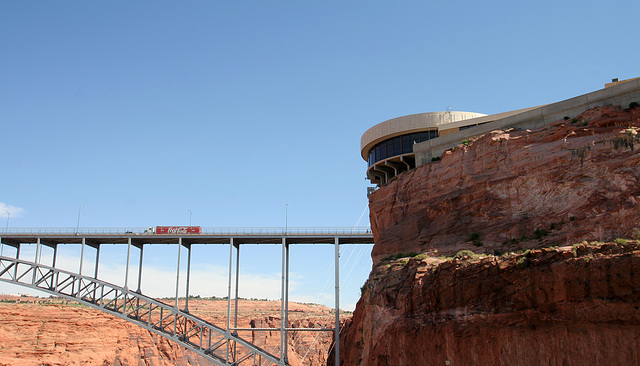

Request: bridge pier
left=52, top=243, right=58, bottom=267
left=184, top=243, right=191, bottom=313
left=79, top=238, right=85, bottom=275
left=124, top=238, right=132, bottom=291
left=94, top=243, right=100, bottom=279
left=234, top=241, right=240, bottom=331
left=334, top=237, right=340, bottom=366
left=280, top=238, right=290, bottom=364
left=174, top=237, right=182, bottom=311
left=136, top=243, right=144, bottom=293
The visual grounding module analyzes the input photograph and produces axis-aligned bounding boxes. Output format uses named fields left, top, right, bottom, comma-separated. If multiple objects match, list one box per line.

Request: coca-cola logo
left=167, top=227, right=188, bottom=234
left=156, top=226, right=201, bottom=234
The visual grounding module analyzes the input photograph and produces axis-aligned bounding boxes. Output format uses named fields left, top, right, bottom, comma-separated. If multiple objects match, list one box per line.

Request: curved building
left=362, top=79, right=640, bottom=186
left=361, top=111, right=487, bottom=185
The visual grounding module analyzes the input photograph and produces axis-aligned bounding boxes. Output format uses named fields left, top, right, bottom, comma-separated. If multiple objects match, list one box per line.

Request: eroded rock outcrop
left=335, top=242, right=640, bottom=365
left=369, top=105, right=640, bottom=264
left=0, top=299, right=339, bottom=365
left=334, top=105, right=640, bottom=365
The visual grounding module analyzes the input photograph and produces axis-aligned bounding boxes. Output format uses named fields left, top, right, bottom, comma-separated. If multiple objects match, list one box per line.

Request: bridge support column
left=52, top=244, right=58, bottom=267
left=94, top=244, right=100, bottom=279
left=335, top=237, right=340, bottom=366
left=14, top=244, right=20, bottom=280
left=136, top=244, right=144, bottom=293
left=280, top=237, right=289, bottom=364
left=32, top=238, right=41, bottom=284
left=124, top=238, right=131, bottom=291
left=175, top=238, right=181, bottom=310
left=226, top=238, right=234, bottom=363
left=35, top=238, right=41, bottom=264
left=79, top=238, right=85, bottom=275
left=174, top=238, right=182, bottom=337
left=226, top=238, right=233, bottom=333
left=234, top=242, right=240, bottom=331
left=135, top=243, right=144, bottom=319
left=225, top=239, right=241, bottom=362
left=184, top=243, right=191, bottom=313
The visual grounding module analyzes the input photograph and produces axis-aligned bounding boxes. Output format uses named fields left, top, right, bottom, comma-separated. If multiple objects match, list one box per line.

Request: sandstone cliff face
left=333, top=105, right=640, bottom=365
left=0, top=303, right=209, bottom=366
left=335, top=242, right=640, bottom=365
left=369, top=105, right=640, bottom=264
left=0, top=299, right=339, bottom=365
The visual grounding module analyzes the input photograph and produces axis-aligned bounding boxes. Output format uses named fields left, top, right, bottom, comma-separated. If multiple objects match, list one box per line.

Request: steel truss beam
left=0, top=231, right=374, bottom=365
left=0, top=255, right=284, bottom=366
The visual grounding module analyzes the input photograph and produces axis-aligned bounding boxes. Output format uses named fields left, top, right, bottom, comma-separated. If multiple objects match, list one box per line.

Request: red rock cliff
left=332, top=105, right=640, bottom=365
left=369, top=105, right=640, bottom=264
left=335, top=242, right=640, bottom=365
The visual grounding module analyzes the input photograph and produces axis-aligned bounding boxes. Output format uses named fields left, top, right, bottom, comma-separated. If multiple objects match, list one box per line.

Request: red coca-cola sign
left=155, top=226, right=202, bottom=235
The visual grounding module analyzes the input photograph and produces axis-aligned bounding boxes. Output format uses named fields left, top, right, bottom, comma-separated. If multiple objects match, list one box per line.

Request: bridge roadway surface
left=0, top=227, right=374, bottom=366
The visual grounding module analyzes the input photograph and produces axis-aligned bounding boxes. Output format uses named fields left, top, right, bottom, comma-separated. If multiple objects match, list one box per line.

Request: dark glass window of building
left=402, top=135, right=411, bottom=153
left=367, top=130, right=439, bottom=167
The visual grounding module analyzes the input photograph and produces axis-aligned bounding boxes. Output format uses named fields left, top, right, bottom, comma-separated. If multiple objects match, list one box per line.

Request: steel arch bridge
left=0, top=227, right=374, bottom=366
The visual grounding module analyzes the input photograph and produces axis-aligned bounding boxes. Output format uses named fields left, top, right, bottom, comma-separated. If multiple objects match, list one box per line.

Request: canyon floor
left=0, top=296, right=346, bottom=365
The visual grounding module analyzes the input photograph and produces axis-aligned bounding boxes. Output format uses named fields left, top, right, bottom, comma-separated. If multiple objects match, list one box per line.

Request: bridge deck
left=0, top=227, right=374, bottom=246
left=0, top=234, right=374, bottom=246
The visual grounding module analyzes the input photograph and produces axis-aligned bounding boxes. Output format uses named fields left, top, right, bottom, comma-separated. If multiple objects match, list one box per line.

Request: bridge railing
left=1, top=227, right=372, bottom=235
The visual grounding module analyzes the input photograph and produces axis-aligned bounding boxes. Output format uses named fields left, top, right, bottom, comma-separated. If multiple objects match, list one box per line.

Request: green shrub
left=413, top=253, right=429, bottom=261
left=534, top=228, right=549, bottom=240
left=516, top=256, right=530, bottom=269
left=582, top=121, right=588, bottom=126
left=614, top=238, right=629, bottom=245
left=564, top=116, right=570, bottom=120
left=455, top=250, right=475, bottom=259
left=571, top=118, right=578, bottom=124
left=381, top=252, right=419, bottom=262
left=469, top=232, right=483, bottom=246
left=431, top=156, right=441, bottom=162
left=462, top=139, right=469, bottom=146
left=630, top=102, right=639, bottom=109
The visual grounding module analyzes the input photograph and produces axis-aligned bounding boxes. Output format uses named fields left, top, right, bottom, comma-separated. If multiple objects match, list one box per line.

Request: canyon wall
left=334, top=104, right=640, bottom=365
left=369, top=105, right=640, bottom=264
left=335, top=242, right=640, bottom=365
left=0, top=299, right=338, bottom=365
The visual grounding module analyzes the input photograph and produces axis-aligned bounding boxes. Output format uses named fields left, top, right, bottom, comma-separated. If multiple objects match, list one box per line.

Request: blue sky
left=1, top=1, right=638, bottom=310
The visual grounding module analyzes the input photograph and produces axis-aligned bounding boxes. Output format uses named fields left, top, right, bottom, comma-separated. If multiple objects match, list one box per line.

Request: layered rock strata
left=334, top=242, right=640, bottom=365
left=369, top=105, right=640, bottom=264
left=0, top=299, right=339, bottom=365
left=334, top=104, right=640, bottom=365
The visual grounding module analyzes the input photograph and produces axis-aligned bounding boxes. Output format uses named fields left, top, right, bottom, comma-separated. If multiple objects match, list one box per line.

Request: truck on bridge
left=143, top=226, right=202, bottom=234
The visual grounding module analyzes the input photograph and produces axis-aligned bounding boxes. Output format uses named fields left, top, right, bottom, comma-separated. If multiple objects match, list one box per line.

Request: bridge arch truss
left=0, top=228, right=374, bottom=366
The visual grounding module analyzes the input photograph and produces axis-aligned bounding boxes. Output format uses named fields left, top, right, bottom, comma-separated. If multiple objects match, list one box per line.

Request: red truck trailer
left=154, top=226, right=202, bottom=234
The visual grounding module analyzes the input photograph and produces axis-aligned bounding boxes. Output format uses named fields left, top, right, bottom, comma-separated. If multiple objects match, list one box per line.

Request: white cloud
left=0, top=202, right=26, bottom=219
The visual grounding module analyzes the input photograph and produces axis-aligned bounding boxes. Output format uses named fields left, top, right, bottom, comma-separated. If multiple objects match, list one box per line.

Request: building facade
left=360, top=111, right=486, bottom=185
left=361, top=78, right=640, bottom=186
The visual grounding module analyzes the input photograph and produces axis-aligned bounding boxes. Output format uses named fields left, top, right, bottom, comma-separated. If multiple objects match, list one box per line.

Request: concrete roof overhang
left=360, top=111, right=487, bottom=160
